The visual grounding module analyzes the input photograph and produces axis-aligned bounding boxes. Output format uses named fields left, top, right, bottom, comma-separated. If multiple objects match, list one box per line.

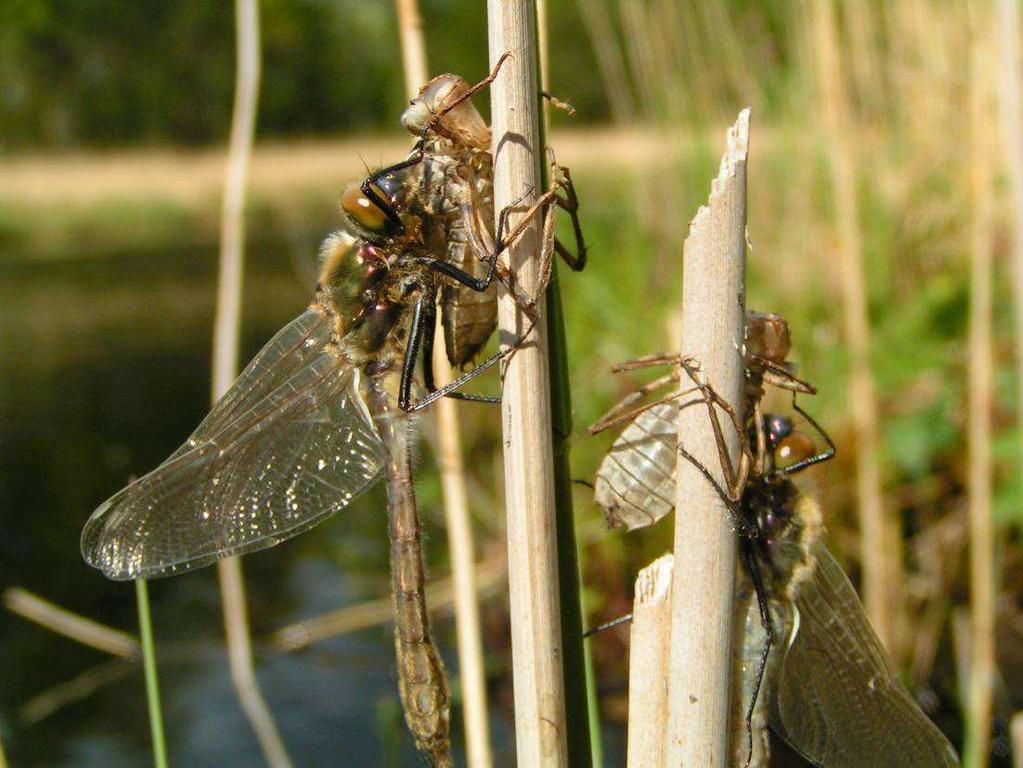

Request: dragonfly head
left=341, top=182, right=401, bottom=238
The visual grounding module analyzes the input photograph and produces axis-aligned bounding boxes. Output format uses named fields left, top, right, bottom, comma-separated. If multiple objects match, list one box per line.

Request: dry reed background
left=2, top=0, right=1022, bottom=765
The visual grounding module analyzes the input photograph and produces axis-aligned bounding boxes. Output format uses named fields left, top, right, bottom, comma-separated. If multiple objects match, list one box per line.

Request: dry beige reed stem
left=392, top=3, right=494, bottom=765
left=21, top=659, right=133, bottom=726
left=997, top=0, right=1023, bottom=495
left=487, top=1, right=568, bottom=764
left=4, top=587, right=140, bottom=659
left=966, top=5, right=995, bottom=766
left=811, top=0, right=896, bottom=654
left=667, top=108, right=749, bottom=766
left=211, top=2, right=292, bottom=766
left=626, top=554, right=673, bottom=768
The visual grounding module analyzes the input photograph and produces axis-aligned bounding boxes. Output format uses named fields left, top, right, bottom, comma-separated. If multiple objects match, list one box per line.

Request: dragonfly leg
left=396, top=293, right=500, bottom=412
left=751, top=354, right=818, bottom=395
left=739, top=535, right=774, bottom=768
left=588, top=369, right=683, bottom=435
left=399, top=294, right=432, bottom=412
left=407, top=310, right=541, bottom=414
left=550, top=160, right=587, bottom=272
left=678, top=357, right=752, bottom=502
left=773, top=396, right=836, bottom=477
left=611, top=352, right=686, bottom=372
left=677, top=443, right=747, bottom=532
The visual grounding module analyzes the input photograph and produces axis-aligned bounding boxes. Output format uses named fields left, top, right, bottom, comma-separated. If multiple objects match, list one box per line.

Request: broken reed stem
left=393, top=3, right=494, bottom=766
left=3, top=586, right=139, bottom=659
left=212, top=3, right=292, bottom=767
left=667, top=108, right=749, bottom=766
left=811, top=0, right=896, bottom=654
left=487, top=1, right=568, bottom=764
left=135, top=580, right=168, bottom=768
left=966, top=5, right=995, bottom=766
left=535, top=3, right=597, bottom=764
left=626, top=554, right=673, bottom=768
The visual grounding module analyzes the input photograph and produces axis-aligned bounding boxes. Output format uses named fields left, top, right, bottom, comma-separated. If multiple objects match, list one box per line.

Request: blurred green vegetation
left=1, top=0, right=605, bottom=147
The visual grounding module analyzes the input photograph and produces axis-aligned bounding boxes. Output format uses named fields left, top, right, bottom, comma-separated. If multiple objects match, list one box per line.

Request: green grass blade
left=135, top=579, right=168, bottom=768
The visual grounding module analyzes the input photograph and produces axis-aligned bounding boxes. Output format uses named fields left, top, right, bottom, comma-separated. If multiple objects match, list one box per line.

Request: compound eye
left=341, top=183, right=391, bottom=234
left=776, top=431, right=816, bottom=467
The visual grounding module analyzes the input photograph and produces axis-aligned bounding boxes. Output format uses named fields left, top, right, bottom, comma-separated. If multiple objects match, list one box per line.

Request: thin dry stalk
left=3, top=587, right=139, bottom=659
left=212, top=2, right=291, bottom=766
left=626, top=554, right=673, bottom=768
left=392, top=3, right=494, bottom=766
left=486, top=1, right=568, bottom=764
left=667, top=108, right=749, bottom=766
left=997, top=0, right=1023, bottom=549
left=269, top=559, right=505, bottom=651
left=811, top=0, right=896, bottom=654
left=395, top=0, right=428, bottom=97
left=965, top=5, right=995, bottom=766
left=20, top=659, right=134, bottom=725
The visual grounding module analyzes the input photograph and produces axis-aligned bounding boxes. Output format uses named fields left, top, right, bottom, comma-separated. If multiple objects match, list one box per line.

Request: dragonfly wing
left=171, top=307, right=331, bottom=456
left=594, top=401, right=678, bottom=530
left=769, top=543, right=960, bottom=767
left=82, top=310, right=388, bottom=580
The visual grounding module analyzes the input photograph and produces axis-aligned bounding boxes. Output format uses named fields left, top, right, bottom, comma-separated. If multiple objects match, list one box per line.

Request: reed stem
left=487, top=1, right=569, bottom=763
left=4, top=586, right=139, bottom=659
left=667, top=108, right=749, bottom=766
left=212, top=2, right=292, bottom=766
left=626, top=554, right=672, bottom=768
left=135, top=580, right=168, bottom=768
left=965, top=3, right=995, bottom=765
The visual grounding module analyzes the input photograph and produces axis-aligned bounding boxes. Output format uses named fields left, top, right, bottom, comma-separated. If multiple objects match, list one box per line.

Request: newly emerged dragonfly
left=80, top=65, right=567, bottom=763
left=701, top=411, right=960, bottom=767
left=588, top=325, right=959, bottom=766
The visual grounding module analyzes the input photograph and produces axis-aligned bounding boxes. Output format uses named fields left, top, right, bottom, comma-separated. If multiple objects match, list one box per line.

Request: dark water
left=0, top=239, right=539, bottom=767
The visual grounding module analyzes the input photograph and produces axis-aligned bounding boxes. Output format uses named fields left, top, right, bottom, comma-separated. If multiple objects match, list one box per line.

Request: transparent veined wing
left=769, top=543, right=960, bottom=767
left=81, top=309, right=389, bottom=580
left=594, top=401, right=678, bottom=530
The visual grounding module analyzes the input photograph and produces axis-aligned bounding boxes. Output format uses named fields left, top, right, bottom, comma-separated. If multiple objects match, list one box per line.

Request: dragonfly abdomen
left=372, top=387, right=452, bottom=766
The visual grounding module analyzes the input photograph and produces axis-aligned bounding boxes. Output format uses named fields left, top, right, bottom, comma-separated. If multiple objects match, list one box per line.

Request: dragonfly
left=697, top=410, right=960, bottom=768
left=358, top=53, right=587, bottom=367
left=588, top=327, right=960, bottom=766
left=79, top=75, right=566, bottom=760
